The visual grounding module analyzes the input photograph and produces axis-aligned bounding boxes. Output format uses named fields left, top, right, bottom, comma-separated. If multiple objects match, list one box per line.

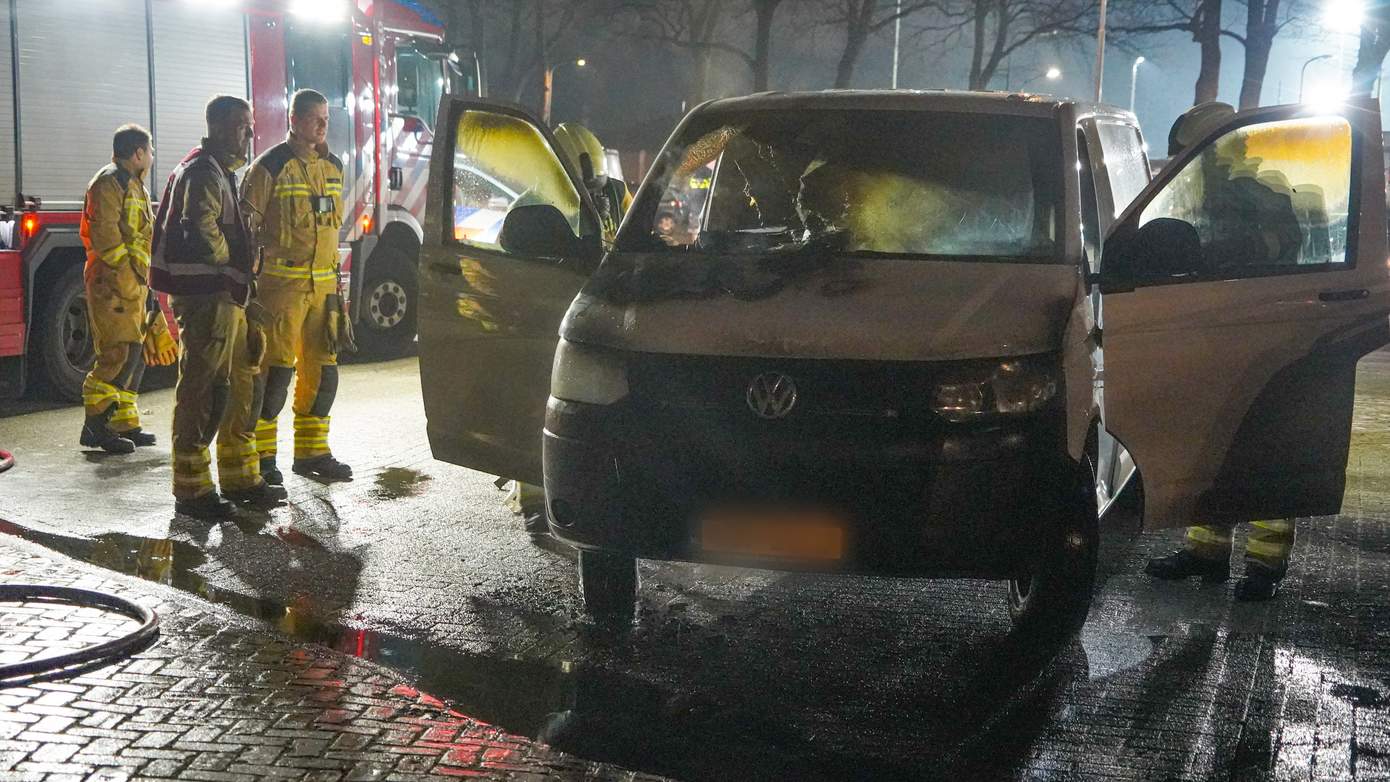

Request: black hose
left=0, top=584, right=159, bottom=686
left=0, top=449, right=12, bottom=473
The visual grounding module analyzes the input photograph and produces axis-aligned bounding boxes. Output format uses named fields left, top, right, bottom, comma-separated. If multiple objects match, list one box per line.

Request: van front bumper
left=542, top=396, right=1070, bottom=579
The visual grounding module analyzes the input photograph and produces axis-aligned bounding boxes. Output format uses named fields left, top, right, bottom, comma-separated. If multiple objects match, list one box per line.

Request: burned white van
left=418, top=91, right=1390, bottom=630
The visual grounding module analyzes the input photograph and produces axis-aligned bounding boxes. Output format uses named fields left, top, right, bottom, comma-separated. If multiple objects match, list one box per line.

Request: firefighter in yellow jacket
left=79, top=124, right=177, bottom=454
left=241, top=89, right=352, bottom=483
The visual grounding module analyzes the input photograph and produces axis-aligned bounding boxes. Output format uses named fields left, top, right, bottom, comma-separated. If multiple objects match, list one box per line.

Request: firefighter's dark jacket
left=150, top=141, right=253, bottom=305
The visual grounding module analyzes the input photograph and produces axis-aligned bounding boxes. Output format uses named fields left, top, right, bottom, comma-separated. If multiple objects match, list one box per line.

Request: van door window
left=1138, top=116, right=1353, bottom=274
left=1096, top=122, right=1150, bottom=215
left=1077, top=132, right=1102, bottom=272
left=396, top=44, right=444, bottom=131
left=450, top=110, right=582, bottom=250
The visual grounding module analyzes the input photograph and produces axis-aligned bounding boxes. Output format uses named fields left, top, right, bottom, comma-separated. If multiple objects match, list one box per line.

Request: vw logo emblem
left=746, top=372, right=798, bottom=419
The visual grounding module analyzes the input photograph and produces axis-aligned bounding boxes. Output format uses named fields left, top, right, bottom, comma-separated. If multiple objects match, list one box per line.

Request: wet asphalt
left=3, top=353, right=1390, bottom=780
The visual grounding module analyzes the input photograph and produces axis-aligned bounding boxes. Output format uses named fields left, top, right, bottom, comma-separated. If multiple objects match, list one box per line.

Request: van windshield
left=630, top=109, right=1064, bottom=261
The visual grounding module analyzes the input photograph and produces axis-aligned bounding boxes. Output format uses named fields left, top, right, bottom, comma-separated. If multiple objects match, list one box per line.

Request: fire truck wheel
left=33, top=264, right=92, bottom=402
left=354, top=246, right=417, bottom=358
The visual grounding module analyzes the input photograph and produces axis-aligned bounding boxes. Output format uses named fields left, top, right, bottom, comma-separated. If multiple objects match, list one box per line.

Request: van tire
left=353, top=246, right=417, bottom=358
left=1006, top=454, right=1099, bottom=637
left=32, top=264, right=91, bottom=402
left=578, top=550, right=638, bottom=625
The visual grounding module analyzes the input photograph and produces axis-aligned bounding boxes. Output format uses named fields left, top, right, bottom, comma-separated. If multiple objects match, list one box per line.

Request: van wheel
left=1007, top=454, right=1099, bottom=637
left=32, top=264, right=91, bottom=402
left=353, top=246, right=417, bottom=358
left=578, top=550, right=638, bottom=625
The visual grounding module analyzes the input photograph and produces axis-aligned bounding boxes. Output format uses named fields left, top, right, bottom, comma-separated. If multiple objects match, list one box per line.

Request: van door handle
left=1318, top=288, right=1369, bottom=302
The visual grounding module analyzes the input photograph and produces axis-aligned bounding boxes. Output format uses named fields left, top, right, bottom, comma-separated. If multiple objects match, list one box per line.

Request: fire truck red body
left=0, top=0, right=468, bottom=401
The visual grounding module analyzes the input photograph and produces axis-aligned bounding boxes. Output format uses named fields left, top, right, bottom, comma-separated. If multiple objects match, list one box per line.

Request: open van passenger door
left=1098, top=100, right=1390, bottom=529
left=418, top=99, right=602, bottom=485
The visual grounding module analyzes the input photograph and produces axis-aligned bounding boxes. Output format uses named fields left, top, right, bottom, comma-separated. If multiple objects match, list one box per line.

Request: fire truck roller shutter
left=0, top=0, right=14, bottom=211
left=150, top=4, right=248, bottom=190
left=17, top=0, right=150, bottom=207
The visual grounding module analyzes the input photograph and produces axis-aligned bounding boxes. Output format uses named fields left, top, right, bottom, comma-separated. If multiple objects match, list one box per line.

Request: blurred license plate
left=701, top=510, right=845, bottom=561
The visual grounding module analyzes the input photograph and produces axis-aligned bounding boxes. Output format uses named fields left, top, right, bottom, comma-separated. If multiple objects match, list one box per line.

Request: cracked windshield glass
left=636, top=109, right=1063, bottom=261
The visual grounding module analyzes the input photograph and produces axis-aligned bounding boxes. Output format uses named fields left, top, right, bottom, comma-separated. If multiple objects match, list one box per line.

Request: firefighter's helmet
left=1167, top=101, right=1236, bottom=157
left=553, top=123, right=609, bottom=187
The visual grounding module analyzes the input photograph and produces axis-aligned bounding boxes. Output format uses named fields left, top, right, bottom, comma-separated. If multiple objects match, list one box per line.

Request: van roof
left=698, top=89, right=1135, bottom=124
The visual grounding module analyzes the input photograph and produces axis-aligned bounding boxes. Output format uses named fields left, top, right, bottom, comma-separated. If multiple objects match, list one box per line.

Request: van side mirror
left=499, top=204, right=589, bottom=261
left=1098, top=218, right=1204, bottom=293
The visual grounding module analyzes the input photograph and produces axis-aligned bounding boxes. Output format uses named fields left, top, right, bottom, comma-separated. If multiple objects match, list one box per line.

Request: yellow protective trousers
left=254, top=281, right=337, bottom=462
left=83, top=253, right=151, bottom=432
left=82, top=341, right=145, bottom=432
left=169, top=293, right=264, bottom=499
left=1185, top=519, right=1296, bottom=572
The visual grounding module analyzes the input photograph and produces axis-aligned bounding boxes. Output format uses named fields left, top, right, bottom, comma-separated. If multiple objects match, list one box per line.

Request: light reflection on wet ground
left=2, top=354, right=1390, bottom=778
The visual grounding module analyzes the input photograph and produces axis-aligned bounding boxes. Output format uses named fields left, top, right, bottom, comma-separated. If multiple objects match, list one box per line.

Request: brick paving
left=0, top=534, right=663, bottom=781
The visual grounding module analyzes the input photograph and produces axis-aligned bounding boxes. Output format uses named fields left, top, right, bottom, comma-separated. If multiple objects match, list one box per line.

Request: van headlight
left=551, top=339, right=629, bottom=405
left=931, top=356, right=1059, bottom=422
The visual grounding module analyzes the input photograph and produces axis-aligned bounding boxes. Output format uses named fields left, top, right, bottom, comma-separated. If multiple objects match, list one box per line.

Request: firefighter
left=78, top=124, right=176, bottom=454
left=552, top=123, right=631, bottom=243
left=150, top=94, right=282, bottom=518
left=241, top=89, right=352, bottom=484
left=1143, top=101, right=1296, bottom=601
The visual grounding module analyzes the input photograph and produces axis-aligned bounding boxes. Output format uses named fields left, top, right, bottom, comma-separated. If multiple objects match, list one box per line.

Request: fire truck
left=0, top=0, right=477, bottom=401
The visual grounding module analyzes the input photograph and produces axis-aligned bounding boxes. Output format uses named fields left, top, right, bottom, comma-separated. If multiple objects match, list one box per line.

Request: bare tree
left=1352, top=2, right=1390, bottom=95
left=817, top=0, right=934, bottom=87
left=1111, top=0, right=1224, bottom=104
left=420, top=0, right=595, bottom=105
left=619, top=0, right=751, bottom=103
left=1226, top=0, right=1305, bottom=107
left=750, top=0, right=787, bottom=90
left=924, top=0, right=1093, bottom=91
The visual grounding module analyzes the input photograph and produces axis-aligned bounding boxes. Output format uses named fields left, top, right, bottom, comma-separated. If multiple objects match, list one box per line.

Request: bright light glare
left=1046, top=67, right=1062, bottom=80
left=1308, top=81, right=1351, bottom=112
left=1325, top=0, right=1364, bottom=33
left=576, top=58, right=588, bottom=67
left=289, top=0, right=348, bottom=22
left=1135, top=56, right=1146, bottom=65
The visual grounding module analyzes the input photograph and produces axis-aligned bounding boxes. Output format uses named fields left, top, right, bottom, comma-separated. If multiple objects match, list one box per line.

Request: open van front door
left=418, top=98, right=602, bottom=485
left=1098, top=100, right=1390, bottom=529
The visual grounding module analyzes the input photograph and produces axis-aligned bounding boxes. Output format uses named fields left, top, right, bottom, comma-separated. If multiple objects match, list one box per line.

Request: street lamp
left=1300, top=54, right=1333, bottom=102
left=1128, top=56, right=1145, bottom=112
left=542, top=58, right=587, bottom=126
left=1094, top=0, right=1109, bottom=101
left=891, top=0, right=902, bottom=89
left=1021, top=67, right=1063, bottom=89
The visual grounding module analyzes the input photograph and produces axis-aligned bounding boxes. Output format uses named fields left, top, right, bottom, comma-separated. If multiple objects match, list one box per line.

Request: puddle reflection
left=0, top=518, right=1126, bottom=780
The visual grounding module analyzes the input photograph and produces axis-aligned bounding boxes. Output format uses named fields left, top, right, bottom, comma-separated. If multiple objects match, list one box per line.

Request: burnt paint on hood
left=561, top=251, right=1082, bottom=362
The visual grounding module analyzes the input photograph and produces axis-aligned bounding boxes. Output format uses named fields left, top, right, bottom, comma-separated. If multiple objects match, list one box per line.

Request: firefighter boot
left=224, top=480, right=289, bottom=509
left=260, top=456, right=283, bottom=486
left=1144, top=549, right=1231, bottom=583
left=292, top=454, right=353, bottom=481
left=1234, top=563, right=1285, bottom=601
left=80, top=407, right=135, bottom=454
left=174, top=491, right=236, bottom=520
left=120, top=428, right=158, bottom=447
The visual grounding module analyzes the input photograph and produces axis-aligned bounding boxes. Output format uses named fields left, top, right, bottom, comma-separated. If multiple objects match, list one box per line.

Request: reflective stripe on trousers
left=1185, top=519, right=1296, bottom=571
left=293, top=414, right=331, bottom=459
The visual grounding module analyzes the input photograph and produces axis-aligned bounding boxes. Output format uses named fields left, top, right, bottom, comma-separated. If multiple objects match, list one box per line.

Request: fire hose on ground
left=0, top=584, right=159, bottom=686
left=0, top=448, right=12, bottom=473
